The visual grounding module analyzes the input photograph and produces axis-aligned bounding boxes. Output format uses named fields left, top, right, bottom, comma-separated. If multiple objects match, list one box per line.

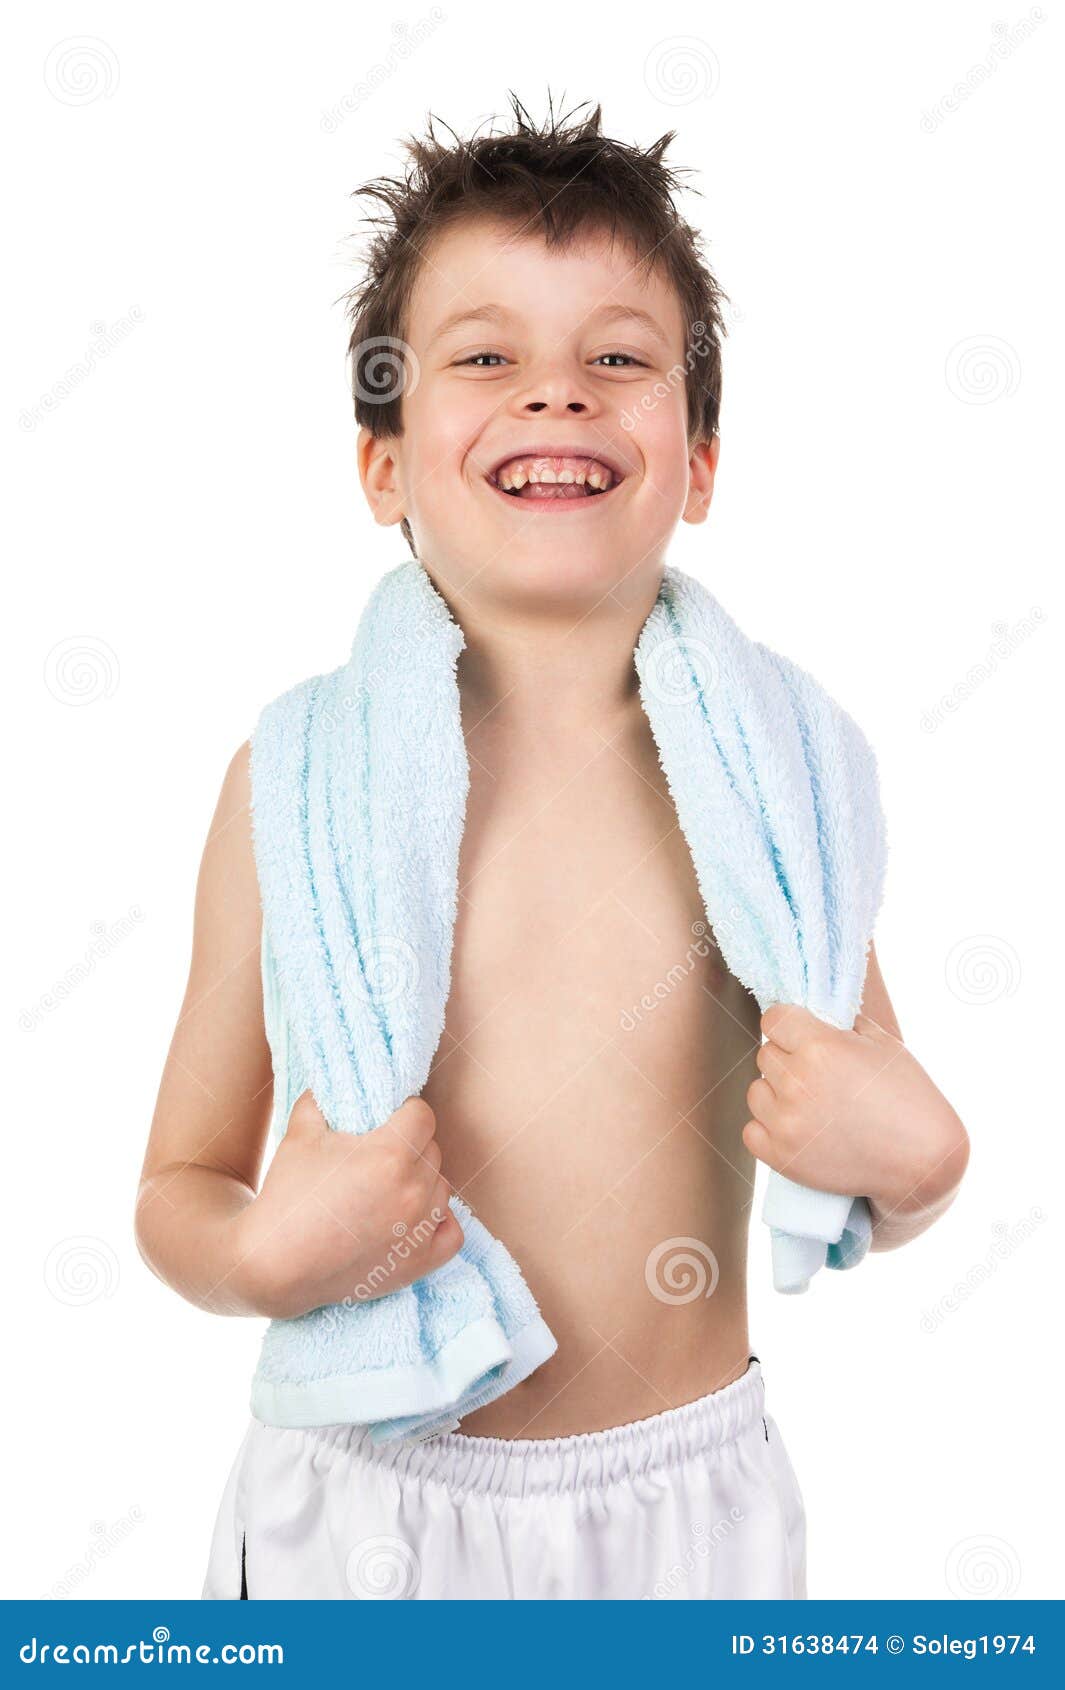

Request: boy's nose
left=506, top=351, right=603, bottom=418
left=516, top=377, right=597, bottom=416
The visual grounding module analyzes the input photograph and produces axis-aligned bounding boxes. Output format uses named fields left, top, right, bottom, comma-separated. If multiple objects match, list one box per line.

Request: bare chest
left=423, top=708, right=760, bottom=1211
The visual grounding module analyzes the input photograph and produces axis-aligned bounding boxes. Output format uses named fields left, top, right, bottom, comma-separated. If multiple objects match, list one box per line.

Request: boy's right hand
left=231, top=1092, right=465, bottom=1319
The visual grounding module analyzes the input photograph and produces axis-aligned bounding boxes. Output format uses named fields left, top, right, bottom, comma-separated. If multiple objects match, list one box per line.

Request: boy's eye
left=593, top=352, right=647, bottom=368
left=454, top=351, right=648, bottom=368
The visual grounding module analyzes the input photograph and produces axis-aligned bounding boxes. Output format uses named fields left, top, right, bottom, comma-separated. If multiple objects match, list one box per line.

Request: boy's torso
left=421, top=689, right=760, bottom=1438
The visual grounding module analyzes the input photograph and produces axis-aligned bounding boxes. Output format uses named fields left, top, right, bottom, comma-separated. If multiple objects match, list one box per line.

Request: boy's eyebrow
left=590, top=305, right=672, bottom=350
left=428, top=301, right=672, bottom=350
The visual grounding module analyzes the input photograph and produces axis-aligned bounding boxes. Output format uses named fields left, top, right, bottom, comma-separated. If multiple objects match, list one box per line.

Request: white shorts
left=201, top=1354, right=806, bottom=1600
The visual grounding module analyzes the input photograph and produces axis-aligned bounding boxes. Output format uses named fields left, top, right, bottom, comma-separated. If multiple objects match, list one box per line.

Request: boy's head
left=345, top=94, right=728, bottom=616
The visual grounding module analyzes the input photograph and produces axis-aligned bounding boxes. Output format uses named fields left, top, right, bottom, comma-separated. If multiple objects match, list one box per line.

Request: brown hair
left=341, top=92, right=729, bottom=556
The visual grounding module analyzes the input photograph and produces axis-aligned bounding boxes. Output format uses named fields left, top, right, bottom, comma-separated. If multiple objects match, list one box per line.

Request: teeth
left=493, top=455, right=617, bottom=493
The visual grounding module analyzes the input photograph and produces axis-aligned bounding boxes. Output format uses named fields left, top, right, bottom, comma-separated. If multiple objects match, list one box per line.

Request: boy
left=135, top=95, right=969, bottom=1600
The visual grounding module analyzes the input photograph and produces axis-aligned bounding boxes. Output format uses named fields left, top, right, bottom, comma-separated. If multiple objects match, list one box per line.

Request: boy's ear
left=682, top=435, right=721, bottom=525
left=357, top=425, right=407, bottom=530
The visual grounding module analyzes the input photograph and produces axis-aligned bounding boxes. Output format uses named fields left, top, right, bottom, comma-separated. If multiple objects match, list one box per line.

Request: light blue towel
left=247, top=559, right=887, bottom=1441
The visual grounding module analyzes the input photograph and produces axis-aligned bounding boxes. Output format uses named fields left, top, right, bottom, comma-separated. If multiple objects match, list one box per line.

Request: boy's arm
left=134, top=742, right=464, bottom=1319
left=858, top=942, right=970, bottom=1253
left=133, top=741, right=276, bottom=1315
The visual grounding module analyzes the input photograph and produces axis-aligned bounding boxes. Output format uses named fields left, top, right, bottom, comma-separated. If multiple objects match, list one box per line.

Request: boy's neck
left=451, top=585, right=658, bottom=738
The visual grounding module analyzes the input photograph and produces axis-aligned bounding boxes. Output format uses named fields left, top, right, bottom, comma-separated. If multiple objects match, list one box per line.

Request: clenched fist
left=231, top=1091, right=464, bottom=1318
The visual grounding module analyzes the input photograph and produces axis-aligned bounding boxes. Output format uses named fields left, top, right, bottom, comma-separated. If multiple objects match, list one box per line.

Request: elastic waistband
left=307, top=1356, right=766, bottom=1498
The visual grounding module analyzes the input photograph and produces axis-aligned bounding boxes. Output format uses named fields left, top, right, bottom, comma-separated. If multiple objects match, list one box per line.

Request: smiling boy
left=136, top=96, right=969, bottom=1600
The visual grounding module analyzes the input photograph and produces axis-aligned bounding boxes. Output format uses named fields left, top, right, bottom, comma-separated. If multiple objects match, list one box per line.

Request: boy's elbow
left=911, top=1102, right=972, bottom=1212
left=132, top=1166, right=175, bottom=1283
left=938, top=1109, right=971, bottom=1200
left=868, top=1109, right=970, bottom=1252
left=132, top=1179, right=160, bottom=1279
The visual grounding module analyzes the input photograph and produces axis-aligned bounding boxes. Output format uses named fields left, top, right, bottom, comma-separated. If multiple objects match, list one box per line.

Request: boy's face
left=359, top=216, right=718, bottom=615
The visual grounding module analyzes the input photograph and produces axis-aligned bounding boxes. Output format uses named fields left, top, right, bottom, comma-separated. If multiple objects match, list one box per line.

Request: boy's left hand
left=743, top=1004, right=968, bottom=1216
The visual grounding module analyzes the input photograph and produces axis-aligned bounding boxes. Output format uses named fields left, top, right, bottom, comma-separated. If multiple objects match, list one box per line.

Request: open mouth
left=485, top=453, right=626, bottom=510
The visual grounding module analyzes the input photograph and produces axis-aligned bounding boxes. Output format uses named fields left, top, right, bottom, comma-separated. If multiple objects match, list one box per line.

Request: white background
left=4, top=0, right=1060, bottom=1601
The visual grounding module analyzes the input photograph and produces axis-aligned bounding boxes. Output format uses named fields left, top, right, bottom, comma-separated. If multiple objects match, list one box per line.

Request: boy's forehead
left=408, top=217, right=685, bottom=349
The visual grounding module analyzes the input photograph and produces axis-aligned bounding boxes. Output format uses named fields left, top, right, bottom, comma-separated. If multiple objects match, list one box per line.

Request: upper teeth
left=493, top=455, right=617, bottom=491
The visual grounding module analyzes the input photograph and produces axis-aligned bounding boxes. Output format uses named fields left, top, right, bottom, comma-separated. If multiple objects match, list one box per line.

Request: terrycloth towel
left=633, top=571, right=887, bottom=1291
left=247, top=560, right=888, bottom=1442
